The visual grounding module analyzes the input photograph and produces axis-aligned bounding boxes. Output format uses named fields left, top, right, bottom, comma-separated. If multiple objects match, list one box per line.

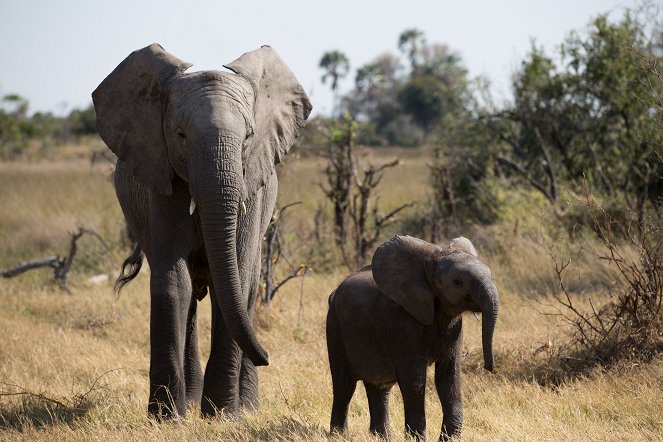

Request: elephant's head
left=92, top=44, right=312, bottom=367
left=372, top=235, right=499, bottom=371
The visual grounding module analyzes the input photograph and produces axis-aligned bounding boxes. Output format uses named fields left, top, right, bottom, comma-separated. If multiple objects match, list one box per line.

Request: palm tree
left=398, top=28, right=425, bottom=74
left=355, top=63, right=383, bottom=92
left=319, top=50, right=350, bottom=116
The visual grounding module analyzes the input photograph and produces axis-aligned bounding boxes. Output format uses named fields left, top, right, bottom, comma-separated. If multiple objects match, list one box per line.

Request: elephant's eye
left=453, top=279, right=463, bottom=286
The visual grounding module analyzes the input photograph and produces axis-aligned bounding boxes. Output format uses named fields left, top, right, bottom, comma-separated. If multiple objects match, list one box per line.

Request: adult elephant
left=92, top=44, right=311, bottom=418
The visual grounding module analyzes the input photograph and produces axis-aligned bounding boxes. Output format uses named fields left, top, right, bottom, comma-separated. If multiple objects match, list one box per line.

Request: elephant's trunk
left=190, top=134, right=268, bottom=367
left=474, top=281, right=499, bottom=372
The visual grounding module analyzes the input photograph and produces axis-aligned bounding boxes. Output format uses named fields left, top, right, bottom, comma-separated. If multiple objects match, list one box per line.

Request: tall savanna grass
left=0, top=146, right=661, bottom=441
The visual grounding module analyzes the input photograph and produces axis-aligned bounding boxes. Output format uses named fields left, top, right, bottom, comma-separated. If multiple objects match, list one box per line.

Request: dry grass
left=0, top=150, right=662, bottom=441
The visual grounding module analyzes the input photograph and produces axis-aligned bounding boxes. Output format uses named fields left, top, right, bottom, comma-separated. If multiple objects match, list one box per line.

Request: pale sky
left=0, top=0, right=641, bottom=116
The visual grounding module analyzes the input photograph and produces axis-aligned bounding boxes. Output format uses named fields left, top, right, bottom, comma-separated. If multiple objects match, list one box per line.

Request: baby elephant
left=326, top=235, right=499, bottom=440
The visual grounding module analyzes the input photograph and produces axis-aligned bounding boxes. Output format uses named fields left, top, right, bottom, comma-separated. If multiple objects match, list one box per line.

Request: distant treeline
left=0, top=95, right=96, bottom=158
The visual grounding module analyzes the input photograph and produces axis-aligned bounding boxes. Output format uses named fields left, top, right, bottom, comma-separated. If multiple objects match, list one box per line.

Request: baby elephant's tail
left=114, top=244, right=144, bottom=294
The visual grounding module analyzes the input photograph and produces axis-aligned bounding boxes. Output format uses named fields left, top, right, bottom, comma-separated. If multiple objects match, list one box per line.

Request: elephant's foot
left=201, top=393, right=239, bottom=418
left=186, top=381, right=203, bottom=406
left=239, top=394, right=259, bottom=412
left=239, top=356, right=259, bottom=411
left=366, top=382, right=391, bottom=438
left=148, top=385, right=186, bottom=420
left=439, top=423, right=462, bottom=442
left=201, top=370, right=240, bottom=418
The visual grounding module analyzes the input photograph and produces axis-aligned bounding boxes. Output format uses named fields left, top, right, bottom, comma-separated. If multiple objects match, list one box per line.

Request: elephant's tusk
left=240, top=201, right=247, bottom=216
left=189, top=198, right=196, bottom=215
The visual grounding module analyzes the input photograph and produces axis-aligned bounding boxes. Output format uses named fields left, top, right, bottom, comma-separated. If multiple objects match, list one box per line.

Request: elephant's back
left=332, top=269, right=382, bottom=317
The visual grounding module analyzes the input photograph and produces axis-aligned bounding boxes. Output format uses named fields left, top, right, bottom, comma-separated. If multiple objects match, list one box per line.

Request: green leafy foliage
left=0, top=95, right=97, bottom=159
left=489, top=13, right=662, bottom=224
left=0, top=94, right=34, bottom=158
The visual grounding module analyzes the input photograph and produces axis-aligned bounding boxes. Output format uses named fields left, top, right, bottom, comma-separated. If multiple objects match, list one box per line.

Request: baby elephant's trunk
left=475, top=281, right=499, bottom=372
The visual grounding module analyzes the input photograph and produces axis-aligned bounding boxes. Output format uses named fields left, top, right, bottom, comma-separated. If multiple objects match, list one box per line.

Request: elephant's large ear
left=372, top=235, right=442, bottom=325
left=449, top=236, right=478, bottom=258
left=92, top=43, right=191, bottom=195
left=224, top=46, right=312, bottom=197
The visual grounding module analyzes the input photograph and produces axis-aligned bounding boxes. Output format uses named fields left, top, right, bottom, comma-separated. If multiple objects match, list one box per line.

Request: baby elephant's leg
left=330, top=372, right=356, bottom=433
left=437, top=318, right=464, bottom=440
left=327, top=307, right=356, bottom=433
left=364, top=382, right=392, bottom=437
left=396, top=361, right=427, bottom=440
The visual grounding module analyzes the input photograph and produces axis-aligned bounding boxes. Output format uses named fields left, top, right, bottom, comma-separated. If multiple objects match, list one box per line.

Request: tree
left=399, top=75, right=452, bottom=132
left=488, top=12, right=663, bottom=226
left=355, top=63, right=383, bottom=92
left=343, top=36, right=471, bottom=146
left=343, top=53, right=405, bottom=145
left=398, top=28, right=425, bottom=74
left=399, top=44, right=469, bottom=134
left=319, top=50, right=350, bottom=116
left=320, top=115, right=411, bottom=266
left=68, top=104, right=97, bottom=135
left=0, top=94, right=34, bottom=158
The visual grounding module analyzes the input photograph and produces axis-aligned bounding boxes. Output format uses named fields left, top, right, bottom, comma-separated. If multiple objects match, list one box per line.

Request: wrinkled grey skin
left=326, top=235, right=499, bottom=441
left=92, top=44, right=311, bottom=418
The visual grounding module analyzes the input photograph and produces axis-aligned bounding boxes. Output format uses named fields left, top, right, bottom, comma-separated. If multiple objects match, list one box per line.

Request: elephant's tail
left=114, top=244, right=144, bottom=294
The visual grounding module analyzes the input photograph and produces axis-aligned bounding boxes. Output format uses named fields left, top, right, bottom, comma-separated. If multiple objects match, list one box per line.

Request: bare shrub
left=543, top=193, right=663, bottom=375
left=260, top=203, right=311, bottom=307
left=320, top=116, right=412, bottom=267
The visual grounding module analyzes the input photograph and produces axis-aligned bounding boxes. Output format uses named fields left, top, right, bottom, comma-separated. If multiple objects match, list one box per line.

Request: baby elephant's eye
left=453, top=279, right=463, bottom=286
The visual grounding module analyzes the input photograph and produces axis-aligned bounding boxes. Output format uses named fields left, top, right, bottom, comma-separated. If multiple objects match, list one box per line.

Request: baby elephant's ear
left=372, top=236, right=441, bottom=325
left=449, top=236, right=478, bottom=258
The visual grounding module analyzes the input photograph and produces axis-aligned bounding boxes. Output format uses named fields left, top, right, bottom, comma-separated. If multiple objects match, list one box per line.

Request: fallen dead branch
left=0, top=226, right=109, bottom=292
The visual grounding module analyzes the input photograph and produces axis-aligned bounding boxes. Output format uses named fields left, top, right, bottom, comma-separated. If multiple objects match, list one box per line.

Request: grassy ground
left=0, top=150, right=661, bottom=441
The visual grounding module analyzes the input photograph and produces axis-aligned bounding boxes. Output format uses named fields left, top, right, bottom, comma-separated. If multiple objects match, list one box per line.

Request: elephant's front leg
left=148, top=257, right=192, bottom=418
left=365, top=381, right=392, bottom=437
left=202, top=282, right=242, bottom=416
left=436, top=318, right=463, bottom=441
left=396, top=360, right=427, bottom=440
left=202, top=184, right=272, bottom=415
left=435, top=357, right=463, bottom=441
left=184, top=294, right=203, bottom=404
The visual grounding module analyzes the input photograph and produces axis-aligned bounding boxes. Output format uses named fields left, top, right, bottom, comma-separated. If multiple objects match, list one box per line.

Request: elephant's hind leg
left=330, top=371, right=356, bottom=434
left=365, top=382, right=392, bottom=438
left=327, top=305, right=356, bottom=433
